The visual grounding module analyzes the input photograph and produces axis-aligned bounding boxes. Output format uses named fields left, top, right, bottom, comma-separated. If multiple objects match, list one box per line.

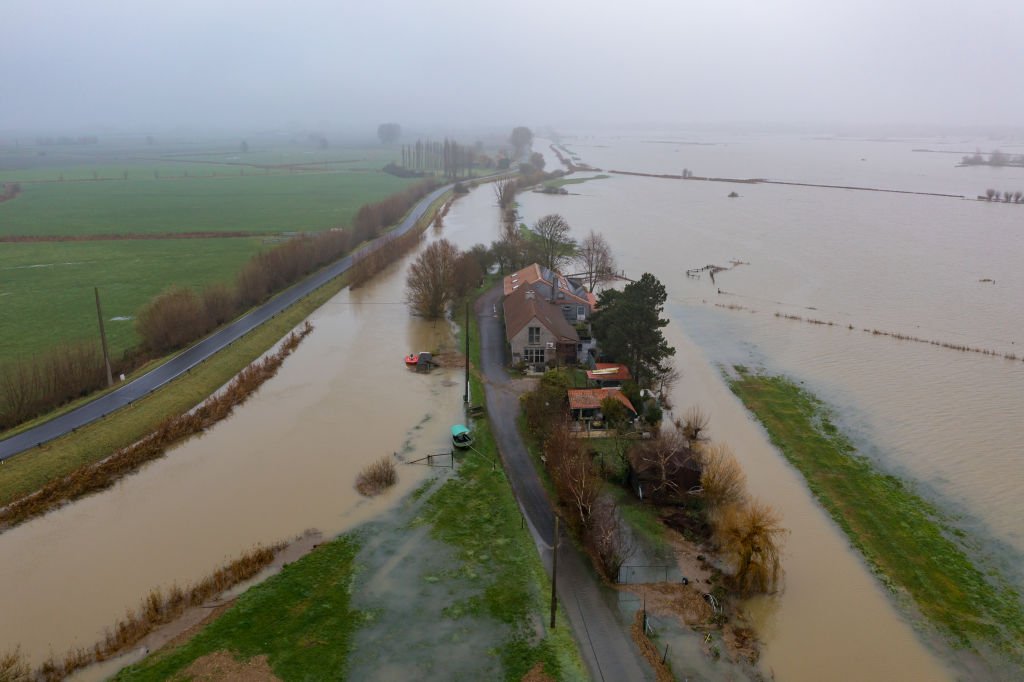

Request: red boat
left=404, top=353, right=419, bottom=367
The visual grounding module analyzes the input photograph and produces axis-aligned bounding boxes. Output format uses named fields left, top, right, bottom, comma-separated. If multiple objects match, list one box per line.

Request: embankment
left=728, top=367, right=1024, bottom=670
left=608, top=169, right=966, bottom=199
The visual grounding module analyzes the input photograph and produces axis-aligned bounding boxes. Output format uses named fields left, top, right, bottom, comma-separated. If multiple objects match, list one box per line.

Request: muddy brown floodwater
left=0, top=230, right=467, bottom=665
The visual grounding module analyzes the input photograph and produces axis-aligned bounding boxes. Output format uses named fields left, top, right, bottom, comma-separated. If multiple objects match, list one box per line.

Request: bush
left=136, top=286, right=209, bottom=353
left=356, top=456, right=397, bottom=496
left=0, top=342, right=109, bottom=430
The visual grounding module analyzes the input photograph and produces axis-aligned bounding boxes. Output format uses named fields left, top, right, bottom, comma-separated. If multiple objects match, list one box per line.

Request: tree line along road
left=0, top=183, right=454, bottom=461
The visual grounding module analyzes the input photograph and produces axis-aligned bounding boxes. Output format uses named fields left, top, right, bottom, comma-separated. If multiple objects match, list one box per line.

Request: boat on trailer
left=451, top=424, right=473, bottom=449
left=404, top=351, right=433, bottom=368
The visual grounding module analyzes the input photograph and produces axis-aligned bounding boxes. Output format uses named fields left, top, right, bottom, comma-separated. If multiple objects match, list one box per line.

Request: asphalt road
left=0, top=183, right=454, bottom=462
left=475, top=284, right=651, bottom=682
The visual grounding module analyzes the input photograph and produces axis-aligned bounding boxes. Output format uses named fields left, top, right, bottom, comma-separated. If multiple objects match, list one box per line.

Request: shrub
left=700, top=443, right=747, bottom=511
left=713, top=499, right=785, bottom=595
left=355, top=456, right=397, bottom=496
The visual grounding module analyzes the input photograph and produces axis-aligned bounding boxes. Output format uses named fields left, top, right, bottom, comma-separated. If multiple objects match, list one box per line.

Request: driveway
left=476, top=284, right=651, bottom=682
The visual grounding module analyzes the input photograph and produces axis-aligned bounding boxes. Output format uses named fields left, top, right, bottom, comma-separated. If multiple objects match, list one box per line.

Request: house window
left=524, top=348, right=545, bottom=364
left=577, top=305, right=585, bottom=319
left=528, top=326, right=541, bottom=344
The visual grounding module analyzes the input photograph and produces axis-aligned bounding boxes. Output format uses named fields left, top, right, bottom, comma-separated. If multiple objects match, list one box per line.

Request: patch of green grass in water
left=114, top=535, right=362, bottom=681
left=543, top=174, right=609, bottom=189
left=728, top=367, right=1024, bottom=659
left=421, top=294, right=585, bottom=681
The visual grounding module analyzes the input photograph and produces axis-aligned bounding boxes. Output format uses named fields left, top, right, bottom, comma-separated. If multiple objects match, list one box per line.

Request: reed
left=355, top=456, right=397, bottom=496
left=29, top=543, right=284, bottom=680
left=0, top=323, right=313, bottom=530
left=768, top=310, right=1023, bottom=362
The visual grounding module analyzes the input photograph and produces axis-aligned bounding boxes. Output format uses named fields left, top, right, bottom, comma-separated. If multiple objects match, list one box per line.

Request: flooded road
left=0, top=226, right=472, bottom=663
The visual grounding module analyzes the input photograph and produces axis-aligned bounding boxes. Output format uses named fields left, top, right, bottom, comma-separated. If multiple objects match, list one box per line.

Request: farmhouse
left=503, top=263, right=597, bottom=324
left=503, top=286, right=580, bottom=369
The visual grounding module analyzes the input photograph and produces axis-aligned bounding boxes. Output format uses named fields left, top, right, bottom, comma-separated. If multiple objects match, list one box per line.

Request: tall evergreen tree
left=590, top=273, right=675, bottom=386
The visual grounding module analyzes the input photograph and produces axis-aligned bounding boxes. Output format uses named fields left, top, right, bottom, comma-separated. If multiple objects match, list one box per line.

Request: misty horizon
left=5, top=0, right=1024, bottom=136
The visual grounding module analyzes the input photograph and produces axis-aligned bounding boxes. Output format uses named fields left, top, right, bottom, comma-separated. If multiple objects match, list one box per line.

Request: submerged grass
left=422, top=287, right=585, bottom=680
left=728, top=366, right=1024, bottom=658
left=114, top=536, right=362, bottom=681
left=420, top=386, right=585, bottom=681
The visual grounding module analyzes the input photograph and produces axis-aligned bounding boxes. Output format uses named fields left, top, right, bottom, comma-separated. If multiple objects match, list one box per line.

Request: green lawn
left=114, top=535, right=364, bottom=681
left=0, top=238, right=266, bottom=364
left=728, top=367, right=1024, bottom=660
left=0, top=171, right=414, bottom=237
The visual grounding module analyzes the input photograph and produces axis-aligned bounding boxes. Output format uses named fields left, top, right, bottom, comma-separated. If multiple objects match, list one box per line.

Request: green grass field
left=728, top=367, right=1024, bottom=661
left=0, top=238, right=266, bottom=363
left=0, top=139, right=419, bottom=366
left=0, top=171, right=413, bottom=236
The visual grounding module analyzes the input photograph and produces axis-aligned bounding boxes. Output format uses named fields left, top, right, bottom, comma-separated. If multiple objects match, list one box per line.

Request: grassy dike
left=114, top=536, right=363, bottom=680
left=0, top=191, right=451, bottom=511
left=728, top=367, right=1024, bottom=659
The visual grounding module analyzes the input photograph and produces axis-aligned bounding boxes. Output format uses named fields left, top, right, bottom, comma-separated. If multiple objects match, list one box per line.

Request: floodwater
left=0, top=226, right=470, bottom=663
left=1, top=135, right=1020, bottom=679
left=517, top=133, right=1024, bottom=679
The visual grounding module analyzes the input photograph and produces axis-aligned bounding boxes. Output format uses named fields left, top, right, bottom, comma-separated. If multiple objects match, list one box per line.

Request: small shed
left=627, top=443, right=702, bottom=505
left=567, top=388, right=637, bottom=425
left=585, top=363, right=632, bottom=388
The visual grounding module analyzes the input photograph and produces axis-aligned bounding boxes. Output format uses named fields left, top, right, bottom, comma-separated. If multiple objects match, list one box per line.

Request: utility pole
left=463, top=302, right=470, bottom=404
left=94, top=287, right=113, bottom=387
left=550, top=515, right=559, bottom=629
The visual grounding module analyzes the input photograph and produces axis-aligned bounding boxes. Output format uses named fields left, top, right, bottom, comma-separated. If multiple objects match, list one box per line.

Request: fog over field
left=5, top=0, right=1024, bottom=133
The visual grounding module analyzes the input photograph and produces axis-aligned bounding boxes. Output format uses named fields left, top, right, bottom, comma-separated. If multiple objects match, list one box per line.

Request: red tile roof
left=567, top=388, right=637, bottom=414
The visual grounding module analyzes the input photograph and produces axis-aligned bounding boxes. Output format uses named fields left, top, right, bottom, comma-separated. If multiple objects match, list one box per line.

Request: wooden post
left=94, top=287, right=113, bottom=387
left=550, top=515, right=559, bottom=629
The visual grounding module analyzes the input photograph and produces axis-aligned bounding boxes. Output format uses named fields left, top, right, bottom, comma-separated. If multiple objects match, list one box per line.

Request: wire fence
left=616, top=563, right=684, bottom=584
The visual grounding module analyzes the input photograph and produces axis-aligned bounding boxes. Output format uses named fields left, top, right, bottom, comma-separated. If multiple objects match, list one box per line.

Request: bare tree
left=714, top=498, right=785, bottom=595
left=588, top=499, right=637, bottom=580
left=531, top=214, right=577, bottom=273
left=493, top=177, right=516, bottom=208
left=633, top=423, right=691, bottom=499
left=652, top=363, right=682, bottom=404
left=546, top=422, right=602, bottom=529
left=700, top=442, right=747, bottom=511
left=576, top=230, right=617, bottom=292
left=986, top=188, right=996, bottom=201
left=1015, top=191, right=1022, bottom=203
left=681, top=404, right=710, bottom=444
left=405, top=239, right=460, bottom=319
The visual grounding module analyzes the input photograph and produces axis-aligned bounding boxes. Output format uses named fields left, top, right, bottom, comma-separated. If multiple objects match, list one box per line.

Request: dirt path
left=475, top=284, right=651, bottom=682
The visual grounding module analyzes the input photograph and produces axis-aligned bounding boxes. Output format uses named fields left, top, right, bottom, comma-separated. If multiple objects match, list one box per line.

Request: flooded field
left=0, top=228, right=469, bottom=663
left=517, top=133, right=1024, bottom=679
left=2, top=134, right=1019, bottom=680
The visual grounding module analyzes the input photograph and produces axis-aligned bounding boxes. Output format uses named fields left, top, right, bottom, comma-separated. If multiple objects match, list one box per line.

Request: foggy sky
left=5, top=0, right=1024, bottom=133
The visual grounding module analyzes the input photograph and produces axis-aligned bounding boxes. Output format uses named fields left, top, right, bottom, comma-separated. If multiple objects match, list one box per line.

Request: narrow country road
left=476, top=284, right=651, bottom=682
left=0, top=184, right=454, bottom=461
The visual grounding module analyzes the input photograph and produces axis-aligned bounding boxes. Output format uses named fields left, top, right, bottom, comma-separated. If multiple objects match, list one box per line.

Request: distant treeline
left=34, top=136, right=99, bottom=146
left=399, top=139, right=506, bottom=178
left=961, top=149, right=1024, bottom=167
left=0, top=179, right=439, bottom=431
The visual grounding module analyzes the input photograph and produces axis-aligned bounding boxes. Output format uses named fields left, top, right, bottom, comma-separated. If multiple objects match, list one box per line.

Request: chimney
left=525, top=289, right=535, bottom=300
